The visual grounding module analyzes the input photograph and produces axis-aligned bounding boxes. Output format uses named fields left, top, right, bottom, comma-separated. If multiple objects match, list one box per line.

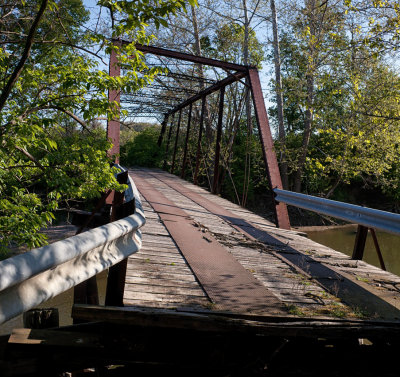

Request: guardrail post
left=212, top=86, right=225, bottom=194
left=352, top=225, right=368, bottom=260
left=194, top=96, right=206, bottom=185
left=248, top=68, right=290, bottom=230
left=163, top=113, right=175, bottom=170
left=181, top=103, right=192, bottom=178
left=171, top=109, right=182, bottom=174
left=105, top=171, right=131, bottom=307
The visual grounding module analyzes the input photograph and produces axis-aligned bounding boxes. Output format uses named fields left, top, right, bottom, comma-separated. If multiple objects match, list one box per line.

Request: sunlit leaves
left=0, top=0, right=191, bottom=253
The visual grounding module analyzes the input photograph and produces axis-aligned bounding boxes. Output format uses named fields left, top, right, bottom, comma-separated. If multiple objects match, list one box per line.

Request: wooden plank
left=125, top=275, right=201, bottom=287
left=125, top=269, right=199, bottom=281
left=129, top=254, right=187, bottom=264
left=72, top=304, right=400, bottom=340
left=124, top=282, right=206, bottom=296
left=123, top=290, right=209, bottom=304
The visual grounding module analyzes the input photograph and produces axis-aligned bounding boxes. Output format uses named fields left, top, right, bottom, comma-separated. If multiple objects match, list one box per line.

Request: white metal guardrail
left=274, top=188, right=400, bottom=235
left=0, top=179, right=145, bottom=325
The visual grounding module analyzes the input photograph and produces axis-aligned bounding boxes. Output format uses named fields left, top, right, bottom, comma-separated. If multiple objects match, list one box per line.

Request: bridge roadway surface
left=115, top=167, right=400, bottom=321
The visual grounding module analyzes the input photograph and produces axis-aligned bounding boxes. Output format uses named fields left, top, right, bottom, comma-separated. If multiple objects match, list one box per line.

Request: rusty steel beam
left=194, top=96, right=206, bottom=185
left=181, top=103, right=192, bottom=178
left=134, top=43, right=248, bottom=72
left=370, top=229, right=386, bottom=270
left=107, top=44, right=121, bottom=163
left=171, top=109, right=182, bottom=173
left=168, top=71, right=248, bottom=116
left=248, top=68, right=290, bottom=230
left=352, top=225, right=369, bottom=261
left=157, top=114, right=169, bottom=147
left=163, top=113, right=175, bottom=170
left=369, top=228, right=386, bottom=271
left=212, top=87, right=225, bottom=194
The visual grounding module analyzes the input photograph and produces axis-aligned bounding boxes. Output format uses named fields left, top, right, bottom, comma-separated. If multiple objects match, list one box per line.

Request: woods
left=2, top=0, right=400, bottom=253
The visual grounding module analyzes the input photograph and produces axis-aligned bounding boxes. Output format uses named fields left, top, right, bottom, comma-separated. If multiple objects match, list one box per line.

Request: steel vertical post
left=158, top=114, right=169, bottom=147
left=212, top=87, right=225, bottom=194
left=181, top=103, right=192, bottom=178
left=352, top=225, right=369, bottom=260
left=171, top=109, right=182, bottom=174
left=107, top=43, right=121, bottom=163
left=248, top=68, right=290, bottom=230
left=163, top=113, right=175, bottom=170
left=194, top=96, right=206, bottom=185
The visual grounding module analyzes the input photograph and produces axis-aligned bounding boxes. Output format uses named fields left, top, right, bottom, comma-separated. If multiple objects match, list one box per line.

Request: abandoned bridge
left=1, top=44, right=400, bottom=376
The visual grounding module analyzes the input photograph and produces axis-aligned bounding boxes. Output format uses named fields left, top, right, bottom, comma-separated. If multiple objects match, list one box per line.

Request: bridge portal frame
left=107, top=40, right=290, bottom=230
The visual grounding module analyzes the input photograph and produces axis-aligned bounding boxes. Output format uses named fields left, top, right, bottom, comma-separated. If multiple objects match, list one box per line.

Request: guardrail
left=273, top=189, right=400, bottom=235
left=273, top=188, right=400, bottom=269
left=0, top=178, right=145, bottom=325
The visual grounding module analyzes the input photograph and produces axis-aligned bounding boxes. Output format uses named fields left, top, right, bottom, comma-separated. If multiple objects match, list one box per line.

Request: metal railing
left=0, top=179, right=145, bottom=325
left=273, top=189, right=400, bottom=235
left=274, top=188, right=400, bottom=270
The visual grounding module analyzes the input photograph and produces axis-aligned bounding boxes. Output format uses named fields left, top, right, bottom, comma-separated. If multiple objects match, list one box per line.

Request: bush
left=121, top=126, right=164, bottom=168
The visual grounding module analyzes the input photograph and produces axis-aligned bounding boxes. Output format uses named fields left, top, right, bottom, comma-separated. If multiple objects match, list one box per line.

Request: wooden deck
left=121, top=167, right=400, bottom=321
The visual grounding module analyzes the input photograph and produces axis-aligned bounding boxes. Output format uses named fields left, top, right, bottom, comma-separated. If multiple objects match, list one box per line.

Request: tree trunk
left=242, top=0, right=252, bottom=206
left=191, top=5, right=213, bottom=142
left=294, top=73, right=314, bottom=192
left=294, top=0, right=316, bottom=193
left=270, top=0, right=289, bottom=190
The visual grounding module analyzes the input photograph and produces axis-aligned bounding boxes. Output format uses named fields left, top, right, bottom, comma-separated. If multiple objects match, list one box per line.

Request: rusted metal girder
left=167, top=71, right=248, bottom=115
left=171, top=109, right=182, bottom=173
left=107, top=44, right=121, bottom=163
left=212, top=87, right=225, bottom=194
left=194, top=96, right=206, bottom=185
left=248, top=68, right=290, bottom=230
left=352, top=225, right=369, bottom=261
left=134, top=43, right=248, bottom=72
left=157, top=114, right=169, bottom=147
left=353, top=226, right=387, bottom=271
left=181, top=103, right=192, bottom=178
left=370, top=229, right=386, bottom=270
left=163, top=113, right=175, bottom=170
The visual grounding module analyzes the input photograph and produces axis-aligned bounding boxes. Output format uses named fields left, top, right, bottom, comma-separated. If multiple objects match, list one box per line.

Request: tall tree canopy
left=0, top=0, right=195, bottom=254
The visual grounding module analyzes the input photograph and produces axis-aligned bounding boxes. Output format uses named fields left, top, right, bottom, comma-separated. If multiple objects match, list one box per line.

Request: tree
left=0, top=0, right=195, bottom=255
left=270, top=0, right=400, bottom=201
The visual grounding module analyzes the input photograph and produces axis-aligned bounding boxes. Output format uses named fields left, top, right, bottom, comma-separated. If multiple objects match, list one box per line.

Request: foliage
left=121, top=125, right=164, bottom=168
left=0, top=0, right=195, bottom=253
left=209, top=22, right=264, bottom=68
left=267, top=1, right=400, bottom=204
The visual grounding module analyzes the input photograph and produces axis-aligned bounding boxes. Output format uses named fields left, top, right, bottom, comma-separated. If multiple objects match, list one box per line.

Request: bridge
left=1, top=44, right=400, bottom=376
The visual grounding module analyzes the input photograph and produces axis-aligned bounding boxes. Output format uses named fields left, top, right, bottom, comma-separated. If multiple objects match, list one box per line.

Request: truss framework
left=107, top=40, right=290, bottom=229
